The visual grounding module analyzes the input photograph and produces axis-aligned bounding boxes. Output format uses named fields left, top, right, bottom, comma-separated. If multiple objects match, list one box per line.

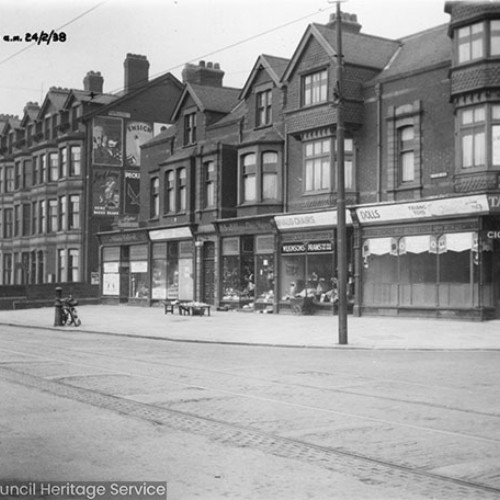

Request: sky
left=0, top=0, right=450, bottom=118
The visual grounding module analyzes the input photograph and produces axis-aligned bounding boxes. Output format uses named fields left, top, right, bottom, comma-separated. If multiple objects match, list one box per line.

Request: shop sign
left=487, top=194, right=500, bottom=212
left=275, top=210, right=352, bottom=231
left=486, top=230, right=500, bottom=239
left=100, top=230, right=148, bottom=244
left=150, top=226, right=192, bottom=241
left=281, top=241, right=333, bottom=254
left=92, top=169, right=120, bottom=216
left=91, top=272, right=100, bottom=285
left=117, top=215, right=139, bottom=228
left=218, top=218, right=273, bottom=234
left=356, top=194, right=489, bottom=224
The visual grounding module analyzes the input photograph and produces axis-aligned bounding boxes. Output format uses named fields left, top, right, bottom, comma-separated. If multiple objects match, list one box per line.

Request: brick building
left=114, top=1, right=500, bottom=320
left=0, top=54, right=182, bottom=305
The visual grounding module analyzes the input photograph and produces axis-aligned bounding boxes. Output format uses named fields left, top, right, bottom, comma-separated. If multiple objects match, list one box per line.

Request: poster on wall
left=93, top=169, right=120, bottom=215
left=124, top=171, right=140, bottom=215
left=125, top=121, right=153, bottom=167
left=92, top=116, right=123, bottom=166
left=102, top=273, right=119, bottom=296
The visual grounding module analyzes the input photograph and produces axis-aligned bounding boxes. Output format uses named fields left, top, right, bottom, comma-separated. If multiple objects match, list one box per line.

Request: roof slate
left=188, top=83, right=241, bottom=113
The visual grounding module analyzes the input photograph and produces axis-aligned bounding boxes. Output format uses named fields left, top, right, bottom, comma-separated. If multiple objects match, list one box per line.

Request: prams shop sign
left=281, top=241, right=333, bottom=254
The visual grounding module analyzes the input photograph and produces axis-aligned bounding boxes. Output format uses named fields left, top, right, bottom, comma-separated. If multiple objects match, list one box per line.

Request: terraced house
left=0, top=55, right=182, bottom=306
left=4, top=1, right=500, bottom=320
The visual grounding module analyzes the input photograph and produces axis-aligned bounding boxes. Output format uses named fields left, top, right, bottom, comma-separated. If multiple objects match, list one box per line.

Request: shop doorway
left=203, top=242, right=215, bottom=304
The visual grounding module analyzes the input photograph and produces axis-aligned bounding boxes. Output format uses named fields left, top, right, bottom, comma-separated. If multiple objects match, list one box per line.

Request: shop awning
left=439, top=232, right=475, bottom=252
left=365, top=237, right=394, bottom=255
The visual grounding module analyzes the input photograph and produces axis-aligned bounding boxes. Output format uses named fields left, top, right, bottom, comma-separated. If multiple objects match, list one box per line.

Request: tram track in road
left=0, top=331, right=498, bottom=422
left=0, top=362, right=500, bottom=499
left=1, top=328, right=500, bottom=497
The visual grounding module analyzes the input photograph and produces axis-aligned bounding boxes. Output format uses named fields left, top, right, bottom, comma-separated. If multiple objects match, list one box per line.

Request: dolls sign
left=125, top=121, right=153, bottom=167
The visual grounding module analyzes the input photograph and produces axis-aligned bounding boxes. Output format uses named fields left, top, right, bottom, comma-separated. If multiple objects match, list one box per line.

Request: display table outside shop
left=163, top=300, right=211, bottom=316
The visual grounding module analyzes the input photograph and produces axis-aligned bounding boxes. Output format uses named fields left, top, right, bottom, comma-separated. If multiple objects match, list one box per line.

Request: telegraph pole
left=333, top=0, right=348, bottom=344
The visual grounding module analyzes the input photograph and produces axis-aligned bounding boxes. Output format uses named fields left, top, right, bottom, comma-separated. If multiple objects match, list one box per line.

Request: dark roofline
left=81, top=71, right=183, bottom=121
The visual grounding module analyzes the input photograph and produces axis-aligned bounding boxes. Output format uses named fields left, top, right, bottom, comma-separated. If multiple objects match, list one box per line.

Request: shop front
left=355, top=194, right=497, bottom=320
left=99, top=229, right=149, bottom=305
left=149, top=226, right=194, bottom=303
left=215, top=216, right=276, bottom=311
left=275, top=210, right=353, bottom=315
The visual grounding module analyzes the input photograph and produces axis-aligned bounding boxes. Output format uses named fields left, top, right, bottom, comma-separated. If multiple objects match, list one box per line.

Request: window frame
left=151, top=177, right=160, bottom=218
left=256, top=89, right=272, bottom=127
left=304, top=138, right=331, bottom=193
left=302, top=69, right=328, bottom=107
left=183, top=112, right=197, bottom=146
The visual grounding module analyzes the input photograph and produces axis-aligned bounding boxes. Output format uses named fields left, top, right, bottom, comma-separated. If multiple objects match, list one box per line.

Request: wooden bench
left=163, top=299, right=180, bottom=314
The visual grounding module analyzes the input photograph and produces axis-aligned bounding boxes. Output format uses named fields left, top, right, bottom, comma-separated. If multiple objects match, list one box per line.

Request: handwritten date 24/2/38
left=3, top=31, right=67, bottom=45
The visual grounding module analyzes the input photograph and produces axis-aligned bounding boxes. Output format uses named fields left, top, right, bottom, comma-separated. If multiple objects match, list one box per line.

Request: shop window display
left=129, top=245, right=148, bottom=299
left=280, top=241, right=339, bottom=309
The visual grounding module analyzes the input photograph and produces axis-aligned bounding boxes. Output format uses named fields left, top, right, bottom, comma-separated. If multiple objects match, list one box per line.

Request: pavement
left=1, top=304, right=500, bottom=351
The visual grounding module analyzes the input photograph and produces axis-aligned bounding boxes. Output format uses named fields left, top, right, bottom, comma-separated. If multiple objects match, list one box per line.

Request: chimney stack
left=23, top=101, right=40, bottom=118
left=83, top=71, right=104, bottom=94
left=326, top=12, right=362, bottom=34
left=182, top=61, right=224, bottom=87
left=124, top=54, right=149, bottom=93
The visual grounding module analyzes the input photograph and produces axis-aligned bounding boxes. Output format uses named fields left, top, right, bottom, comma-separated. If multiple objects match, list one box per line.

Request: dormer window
left=184, top=112, right=196, bottom=146
left=303, top=69, right=327, bottom=106
left=256, top=89, right=272, bottom=127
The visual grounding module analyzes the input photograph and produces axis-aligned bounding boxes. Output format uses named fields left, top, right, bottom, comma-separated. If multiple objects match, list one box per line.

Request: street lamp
left=330, top=0, right=348, bottom=344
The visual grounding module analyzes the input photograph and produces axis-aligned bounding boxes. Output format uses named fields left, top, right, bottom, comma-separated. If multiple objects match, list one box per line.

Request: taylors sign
left=356, top=194, right=489, bottom=224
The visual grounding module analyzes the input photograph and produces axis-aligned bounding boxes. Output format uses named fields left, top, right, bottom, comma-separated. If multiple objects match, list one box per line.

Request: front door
left=203, top=242, right=215, bottom=305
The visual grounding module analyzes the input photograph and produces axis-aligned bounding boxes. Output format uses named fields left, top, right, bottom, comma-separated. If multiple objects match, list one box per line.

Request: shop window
left=102, top=246, right=120, bottom=296
left=48, top=152, right=58, bottom=182
left=130, top=245, right=149, bottom=299
left=166, top=241, right=179, bottom=298
left=184, top=112, right=196, bottom=146
left=69, top=145, right=81, bottom=176
left=262, top=152, right=278, bottom=200
left=21, top=252, right=30, bottom=284
left=152, top=242, right=167, bottom=300
left=461, top=106, right=485, bottom=168
left=151, top=177, right=159, bottom=218
left=303, top=69, right=327, bottom=106
left=304, top=138, right=330, bottom=192
left=256, top=89, right=272, bottom=127
left=242, top=153, right=257, bottom=202
left=398, top=126, right=415, bottom=182
left=458, top=22, right=484, bottom=63
left=279, top=240, right=336, bottom=304
left=204, top=161, right=215, bottom=208
left=68, top=195, right=80, bottom=229
left=177, top=168, right=187, bottom=212
left=59, top=147, right=68, bottom=178
left=164, top=170, right=175, bottom=214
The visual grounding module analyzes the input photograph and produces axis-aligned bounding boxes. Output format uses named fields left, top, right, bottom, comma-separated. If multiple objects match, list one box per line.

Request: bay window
left=242, top=153, right=257, bottom=202
left=305, top=139, right=330, bottom=192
